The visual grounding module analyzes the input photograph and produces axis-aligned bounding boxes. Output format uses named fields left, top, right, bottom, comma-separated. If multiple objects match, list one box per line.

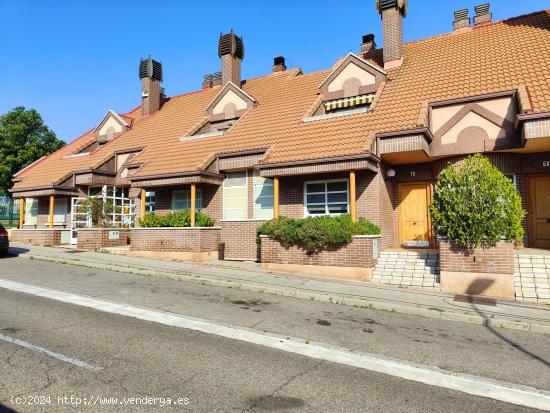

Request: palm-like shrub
left=430, top=154, right=525, bottom=248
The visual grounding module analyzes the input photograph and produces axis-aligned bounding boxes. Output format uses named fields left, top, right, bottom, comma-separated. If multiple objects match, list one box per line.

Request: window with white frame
left=304, top=179, right=349, bottom=215
left=253, top=171, right=274, bottom=219
left=171, top=189, right=202, bottom=211
left=24, top=198, right=38, bottom=225
left=145, top=191, right=156, bottom=213
left=223, top=171, right=248, bottom=220
left=53, top=198, right=68, bottom=224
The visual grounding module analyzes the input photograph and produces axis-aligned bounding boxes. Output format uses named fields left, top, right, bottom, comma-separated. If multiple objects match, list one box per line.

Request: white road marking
left=0, top=333, right=100, bottom=370
left=1, top=278, right=549, bottom=410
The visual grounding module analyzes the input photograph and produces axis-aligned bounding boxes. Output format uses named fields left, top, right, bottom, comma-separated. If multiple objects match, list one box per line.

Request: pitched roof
left=13, top=9, right=550, bottom=190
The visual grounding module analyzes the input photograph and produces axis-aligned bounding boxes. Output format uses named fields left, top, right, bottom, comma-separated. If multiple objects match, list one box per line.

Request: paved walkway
left=6, top=243, right=550, bottom=335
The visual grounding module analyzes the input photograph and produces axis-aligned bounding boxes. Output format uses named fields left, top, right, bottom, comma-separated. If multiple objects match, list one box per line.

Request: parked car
left=0, top=223, right=9, bottom=258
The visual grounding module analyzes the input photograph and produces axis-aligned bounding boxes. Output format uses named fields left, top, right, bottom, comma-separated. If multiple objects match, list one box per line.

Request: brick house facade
left=9, top=3, right=550, bottom=273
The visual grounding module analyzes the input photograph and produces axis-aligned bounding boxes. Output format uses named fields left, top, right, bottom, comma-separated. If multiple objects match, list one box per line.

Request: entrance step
left=371, top=250, right=440, bottom=289
left=514, top=252, right=550, bottom=304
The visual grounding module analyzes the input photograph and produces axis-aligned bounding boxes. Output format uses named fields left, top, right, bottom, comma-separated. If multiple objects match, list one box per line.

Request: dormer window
left=184, top=82, right=256, bottom=140
left=317, top=53, right=385, bottom=116
left=94, top=110, right=130, bottom=142
left=206, top=82, right=255, bottom=125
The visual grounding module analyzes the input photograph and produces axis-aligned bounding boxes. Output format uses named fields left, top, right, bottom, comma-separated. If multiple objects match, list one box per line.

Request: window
left=253, top=171, right=274, bottom=219
left=172, top=189, right=202, bottom=211
left=304, top=179, right=349, bottom=216
left=145, top=191, right=156, bottom=213
left=223, top=171, right=248, bottom=220
left=54, top=198, right=68, bottom=224
left=24, top=198, right=38, bottom=225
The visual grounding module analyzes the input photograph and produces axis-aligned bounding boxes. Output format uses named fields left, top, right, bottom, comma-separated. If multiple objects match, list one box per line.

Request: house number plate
left=108, top=230, right=120, bottom=240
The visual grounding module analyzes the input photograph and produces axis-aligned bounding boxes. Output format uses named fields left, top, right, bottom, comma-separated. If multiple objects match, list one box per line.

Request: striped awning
left=324, top=94, right=374, bottom=111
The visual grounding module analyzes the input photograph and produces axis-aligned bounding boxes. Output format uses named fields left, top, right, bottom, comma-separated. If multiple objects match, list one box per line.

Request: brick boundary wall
left=260, top=235, right=380, bottom=268
left=11, top=229, right=63, bottom=246
left=439, top=239, right=515, bottom=274
left=130, top=227, right=221, bottom=253
left=221, top=221, right=266, bottom=261
left=77, top=228, right=131, bottom=251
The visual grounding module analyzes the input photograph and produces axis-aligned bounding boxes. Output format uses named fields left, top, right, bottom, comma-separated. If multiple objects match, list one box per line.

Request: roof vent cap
left=454, top=9, right=468, bottom=21
left=475, top=3, right=490, bottom=15
left=473, top=3, right=492, bottom=25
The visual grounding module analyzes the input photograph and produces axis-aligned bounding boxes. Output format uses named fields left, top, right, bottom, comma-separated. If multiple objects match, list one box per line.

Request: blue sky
left=1, top=0, right=548, bottom=142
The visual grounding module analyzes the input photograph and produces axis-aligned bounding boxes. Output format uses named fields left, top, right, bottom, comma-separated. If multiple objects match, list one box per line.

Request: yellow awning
left=324, top=94, right=374, bottom=111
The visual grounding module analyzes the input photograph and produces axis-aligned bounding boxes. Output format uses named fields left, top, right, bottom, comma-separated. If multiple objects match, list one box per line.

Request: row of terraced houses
left=10, top=1, right=550, bottom=302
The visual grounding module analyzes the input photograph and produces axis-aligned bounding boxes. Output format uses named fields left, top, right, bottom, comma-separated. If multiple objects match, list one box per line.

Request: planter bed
left=260, top=235, right=380, bottom=280
left=130, top=227, right=222, bottom=261
left=77, top=228, right=131, bottom=251
left=439, top=239, right=515, bottom=299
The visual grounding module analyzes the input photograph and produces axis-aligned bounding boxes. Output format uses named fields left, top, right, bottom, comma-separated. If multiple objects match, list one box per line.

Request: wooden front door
left=398, top=183, right=432, bottom=247
left=528, top=176, right=550, bottom=249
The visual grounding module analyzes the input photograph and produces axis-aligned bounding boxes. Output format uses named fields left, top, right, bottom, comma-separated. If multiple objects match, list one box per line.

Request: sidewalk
left=6, top=243, right=550, bottom=335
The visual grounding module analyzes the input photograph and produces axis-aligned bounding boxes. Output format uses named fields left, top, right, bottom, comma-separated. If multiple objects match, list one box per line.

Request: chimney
left=218, top=30, right=244, bottom=86
left=212, top=72, right=222, bottom=86
left=376, top=0, right=407, bottom=69
left=360, top=34, right=376, bottom=54
left=202, top=74, right=213, bottom=89
left=139, top=57, right=163, bottom=115
left=272, top=56, right=286, bottom=73
left=453, top=9, right=470, bottom=31
left=474, top=3, right=492, bottom=26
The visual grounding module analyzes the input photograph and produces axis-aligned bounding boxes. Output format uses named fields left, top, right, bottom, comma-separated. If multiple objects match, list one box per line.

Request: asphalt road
left=0, top=257, right=549, bottom=412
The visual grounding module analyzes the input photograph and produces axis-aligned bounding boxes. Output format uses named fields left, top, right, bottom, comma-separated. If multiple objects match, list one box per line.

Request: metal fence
left=0, top=196, right=20, bottom=227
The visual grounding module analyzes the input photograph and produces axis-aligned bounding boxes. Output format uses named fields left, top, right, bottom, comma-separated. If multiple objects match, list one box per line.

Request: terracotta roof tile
left=13, top=9, right=550, bottom=189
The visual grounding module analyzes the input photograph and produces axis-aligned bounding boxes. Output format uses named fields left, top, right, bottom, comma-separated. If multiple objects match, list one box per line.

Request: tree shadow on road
left=465, top=279, right=550, bottom=368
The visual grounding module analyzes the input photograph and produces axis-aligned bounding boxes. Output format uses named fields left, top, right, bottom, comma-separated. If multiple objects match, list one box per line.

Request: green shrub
left=138, top=209, right=214, bottom=228
left=256, top=214, right=380, bottom=250
left=430, top=154, right=525, bottom=249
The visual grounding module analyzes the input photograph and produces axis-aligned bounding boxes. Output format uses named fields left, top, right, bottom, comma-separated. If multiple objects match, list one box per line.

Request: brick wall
left=130, top=227, right=221, bottom=253
left=221, top=221, right=265, bottom=260
left=77, top=228, right=131, bottom=250
left=260, top=235, right=379, bottom=268
left=11, top=229, right=62, bottom=245
left=439, top=239, right=515, bottom=274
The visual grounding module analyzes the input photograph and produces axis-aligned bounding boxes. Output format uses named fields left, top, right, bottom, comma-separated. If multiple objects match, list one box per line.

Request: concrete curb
left=21, top=253, right=550, bottom=336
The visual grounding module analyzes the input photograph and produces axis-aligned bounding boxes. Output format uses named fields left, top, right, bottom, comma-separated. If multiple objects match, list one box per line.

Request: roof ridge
left=402, top=8, right=549, bottom=46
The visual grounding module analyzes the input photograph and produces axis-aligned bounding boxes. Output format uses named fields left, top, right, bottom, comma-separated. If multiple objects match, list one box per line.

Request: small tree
left=84, top=197, right=119, bottom=227
left=430, top=154, right=525, bottom=249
